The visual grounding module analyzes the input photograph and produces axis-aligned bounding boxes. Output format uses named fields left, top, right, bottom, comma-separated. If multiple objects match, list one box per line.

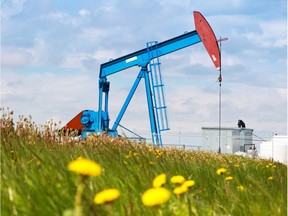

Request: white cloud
left=78, top=9, right=91, bottom=17
left=78, top=27, right=109, bottom=43
left=2, top=37, right=51, bottom=67
left=1, top=48, right=32, bottom=67
left=59, top=53, right=93, bottom=69
left=1, top=70, right=97, bottom=124
left=1, top=0, right=27, bottom=19
left=241, top=20, right=287, bottom=48
left=28, top=37, right=50, bottom=65
left=44, top=11, right=81, bottom=26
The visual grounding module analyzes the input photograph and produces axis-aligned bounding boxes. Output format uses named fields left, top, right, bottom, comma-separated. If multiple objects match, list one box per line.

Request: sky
left=1, top=0, right=287, bottom=145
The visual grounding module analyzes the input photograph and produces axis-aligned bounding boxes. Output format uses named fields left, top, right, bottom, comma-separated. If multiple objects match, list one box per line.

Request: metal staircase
left=146, top=41, right=170, bottom=146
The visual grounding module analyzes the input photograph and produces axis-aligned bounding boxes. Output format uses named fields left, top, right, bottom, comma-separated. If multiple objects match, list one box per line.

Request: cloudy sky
left=1, top=0, right=287, bottom=144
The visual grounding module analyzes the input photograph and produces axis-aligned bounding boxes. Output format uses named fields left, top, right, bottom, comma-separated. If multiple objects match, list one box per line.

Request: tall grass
left=1, top=108, right=287, bottom=216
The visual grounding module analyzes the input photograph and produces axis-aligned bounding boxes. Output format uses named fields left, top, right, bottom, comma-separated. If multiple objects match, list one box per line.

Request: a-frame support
left=111, top=66, right=160, bottom=145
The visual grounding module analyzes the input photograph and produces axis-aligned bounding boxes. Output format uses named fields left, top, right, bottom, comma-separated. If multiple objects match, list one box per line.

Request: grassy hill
left=1, top=109, right=287, bottom=216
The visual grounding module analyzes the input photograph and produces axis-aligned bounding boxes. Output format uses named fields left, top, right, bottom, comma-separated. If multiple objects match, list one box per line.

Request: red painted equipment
left=64, top=110, right=84, bottom=131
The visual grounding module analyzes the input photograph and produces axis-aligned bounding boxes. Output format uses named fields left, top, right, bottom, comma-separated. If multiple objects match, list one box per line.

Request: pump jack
left=64, top=11, right=221, bottom=146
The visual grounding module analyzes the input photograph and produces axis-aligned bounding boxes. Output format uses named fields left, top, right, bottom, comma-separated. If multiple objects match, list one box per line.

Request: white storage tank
left=259, top=135, right=288, bottom=163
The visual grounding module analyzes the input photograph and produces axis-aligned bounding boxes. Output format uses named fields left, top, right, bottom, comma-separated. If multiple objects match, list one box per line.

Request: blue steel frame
left=97, top=30, right=201, bottom=145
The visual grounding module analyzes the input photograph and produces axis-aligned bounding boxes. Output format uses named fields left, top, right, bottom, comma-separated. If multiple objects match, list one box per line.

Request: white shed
left=202, top=127, right=254, bottom=154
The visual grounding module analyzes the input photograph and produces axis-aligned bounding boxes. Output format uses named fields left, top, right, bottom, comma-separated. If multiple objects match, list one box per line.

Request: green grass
left=1, top=109, right=287, bottom=216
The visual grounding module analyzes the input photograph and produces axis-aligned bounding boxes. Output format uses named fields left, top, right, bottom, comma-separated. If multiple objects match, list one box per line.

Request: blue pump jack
left=64, top=11, right=221, bottom=146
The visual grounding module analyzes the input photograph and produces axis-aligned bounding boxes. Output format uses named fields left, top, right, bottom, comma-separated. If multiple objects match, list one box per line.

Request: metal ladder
left=146, top=41, right=170, bottom=146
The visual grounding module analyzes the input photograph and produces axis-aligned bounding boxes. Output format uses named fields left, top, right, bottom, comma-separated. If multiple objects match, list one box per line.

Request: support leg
left=112, top=69, right=144, bottom=131
left=143, top=67, right=159, bottom=145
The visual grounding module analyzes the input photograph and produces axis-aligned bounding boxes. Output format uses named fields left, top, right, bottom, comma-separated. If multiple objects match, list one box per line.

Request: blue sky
left=1, top=0, right=287, bottom=144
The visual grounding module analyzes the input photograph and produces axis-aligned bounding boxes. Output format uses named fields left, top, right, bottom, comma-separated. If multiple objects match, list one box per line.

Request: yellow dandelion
left=173, top=185, right=188, bottom=195
left=182, top=180, right=195, bottom=188
left=216, top=168, right=227, bottom=175
left=141, top=187, right=171, bottom=206
left=268, top=176, right=273, bottom=180
left=125, top=154, right=132, bottom=159
left=155, top=149, right=163, bottom=158
left=170, top=175, right=186, bottom=184
left=94, top=188, right=120, bottom=205
left=68, top=157, right=102, bottom=176
left=149, top=161, right=155, bottom=165
left=237, top=185, right=245, bottom=191
left=153, top=174, right=167, bottom=188
left=155, top=149, right=162, bottom=154
left=225, top=176, right=233, bottom=181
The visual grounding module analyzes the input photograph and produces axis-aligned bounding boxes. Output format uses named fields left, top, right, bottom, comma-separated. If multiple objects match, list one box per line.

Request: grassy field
left=1, top=109, right=287, bottom=216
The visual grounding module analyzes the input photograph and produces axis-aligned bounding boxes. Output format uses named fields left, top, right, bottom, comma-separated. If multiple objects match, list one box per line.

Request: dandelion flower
left=68, top=157, right=102, bottom=176
left=216, top=168, right=227, bottom=175
left=141, top=187, right=171, bottom=206
left=173, top=185, right=188, bottom=195
left=155, top=149, right=162, bottom=154
left=94, top=188, right=120, bottom=204
left=155, top=149, right=163, bottom=157
left=225, top=176, right=233, bottom=181
left=125, top=154, right=132, bottom=159
left=237, top=185, right=245, bottom=191
left=36, top=160, right=41, bottom=166
left=182, top=180, right=195, bottom=188
left=268, top=176, right=273, bottom=180
left=170, top=175, right=186, bottom=184
left=153, top=174, right=167, bottom=188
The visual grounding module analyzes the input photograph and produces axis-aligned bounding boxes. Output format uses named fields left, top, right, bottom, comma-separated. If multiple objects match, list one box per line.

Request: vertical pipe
left=218, top=37, right=222, bottom=154
left=104, top=90, right=109, bottom=130
left=272, top=132, right=274, bottom=162
left=104, top=90, right=109, bottom=113
left=218, top=80, right=222, bottom=153
left=143, top=67, right=159, bottom=145
left=98, top=79, right=104, bottom=132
